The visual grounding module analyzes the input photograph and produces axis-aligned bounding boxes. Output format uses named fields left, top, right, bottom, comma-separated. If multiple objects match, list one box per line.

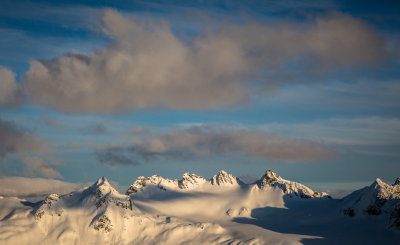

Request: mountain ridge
left=1, top=169, right=399, bottom=245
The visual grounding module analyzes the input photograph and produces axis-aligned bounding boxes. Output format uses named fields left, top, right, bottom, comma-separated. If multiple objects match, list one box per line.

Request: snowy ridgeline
left=126, top=170, right=330, bottom=198
left=0, top=170, right=399, bottom=245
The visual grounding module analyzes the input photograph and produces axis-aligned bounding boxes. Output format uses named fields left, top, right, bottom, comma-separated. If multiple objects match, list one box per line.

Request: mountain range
left=0, top=170, right=399, bottom=244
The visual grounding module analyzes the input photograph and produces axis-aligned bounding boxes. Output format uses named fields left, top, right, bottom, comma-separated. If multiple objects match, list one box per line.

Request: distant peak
left=373, top=178, right=385, bottom=186
left=182, top=172, right=200, bottom=178
left=260, top=170, right=281, bottom=188
left=219, top=170, right=228, bottom=175
left=264, top=170, right=281, bottom=181
left=179, top=173, right=206, bottom=189
left=95, top=176, right=110, bottom=186
left=211, top=170, right=239, bottom=186
left=393, top=177, right=400, bottom=186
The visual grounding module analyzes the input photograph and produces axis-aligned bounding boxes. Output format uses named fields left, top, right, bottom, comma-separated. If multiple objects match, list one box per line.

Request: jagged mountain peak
left=393, top=177, right=400, bottom=186
left=373, top=178, right=387, bottom=186
left=95, top=176, right=110, bottom=186
left=211, top=170, right=240, bottom=187
left=126, top=175, right=175, bottom=195
left=260, top=170, right=282, bottom=188
left=265, top=170, right=281, bottom=179
left=89, top=176, right=119, bottom=198
left=259, top=170, right=329, bottom=199
left=179, top=172, right=207, bottom=189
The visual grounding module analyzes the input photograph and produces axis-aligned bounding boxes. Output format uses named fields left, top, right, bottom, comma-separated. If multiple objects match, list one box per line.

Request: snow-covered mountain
left=126, top=170, right=240, bottom=195
left=35, top=176, right=133, bottom=233
left=342, top=177, right=400, bottom=229
left=126, top=169, right=327, bottom=199
left=0, top=170, right=399, bottom=245
left=257, top=170, right=330, bottom=199
left=211, top=170, right=242, bottom=187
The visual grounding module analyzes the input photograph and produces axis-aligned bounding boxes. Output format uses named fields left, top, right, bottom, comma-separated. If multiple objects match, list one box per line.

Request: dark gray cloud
left=0, top=118, right=62, bottom=178
left=95, top=146, right=140, bottom=166
left=56, top=142, right=82, bottom=150
left=22, top=10, right=383, bottom=113
left=41, top=116, right=60, bottom=127
left=0, top=117, right=47, bottom=158
left=95, top=125, right=336, bottom=165
left=81, top=122, right=108, bottom=134
left=22, top=156, right=62, bottom=178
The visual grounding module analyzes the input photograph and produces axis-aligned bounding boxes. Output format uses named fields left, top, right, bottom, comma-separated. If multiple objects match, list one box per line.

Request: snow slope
left=342, top=177, right=400, bottom=229
left=0, top=170, right=399, bottom=245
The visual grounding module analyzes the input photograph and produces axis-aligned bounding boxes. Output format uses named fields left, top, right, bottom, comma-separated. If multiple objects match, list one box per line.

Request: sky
left=0, top=0, right=399, bottom=195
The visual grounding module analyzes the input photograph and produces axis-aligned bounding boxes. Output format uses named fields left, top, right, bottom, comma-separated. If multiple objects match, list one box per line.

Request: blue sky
left=0, top=0, right=399, bottom=193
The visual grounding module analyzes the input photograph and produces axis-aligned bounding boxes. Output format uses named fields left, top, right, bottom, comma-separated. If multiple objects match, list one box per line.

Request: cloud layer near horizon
left=95, top=125, right=336, bottom=165
left=16, top=9, right=383, bottom=113
left=0, top=176, right=82, bottom=197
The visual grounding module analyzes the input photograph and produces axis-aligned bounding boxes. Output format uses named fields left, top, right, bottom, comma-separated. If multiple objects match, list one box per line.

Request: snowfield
left=0, top=170, right=399, bottom=244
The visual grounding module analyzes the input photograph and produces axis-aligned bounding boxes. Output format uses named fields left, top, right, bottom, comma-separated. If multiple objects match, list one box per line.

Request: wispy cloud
left=81, top=122, right=108, bottom=135
left=95, top=145, right=140, bottom=166
left=260, top=117, right=400, bottom=157
left=95, top=125, right=336, bottom=165
left=22, top=156, right=62, bottom=178
left=20, top=10, right=383, bottom=113
left=263, top=80, right=400, bottom=112
left=56, top=142, right=83, bottom=150
left=0, top=117, right=63, bottom=178
left=0, top=117, right=47, bottom=158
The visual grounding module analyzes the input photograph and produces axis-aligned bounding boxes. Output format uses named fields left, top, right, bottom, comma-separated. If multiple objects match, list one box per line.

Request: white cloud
left=23, top=10, right=383, bottom=113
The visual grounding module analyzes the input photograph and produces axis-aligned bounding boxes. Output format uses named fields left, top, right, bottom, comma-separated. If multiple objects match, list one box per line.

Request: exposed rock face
left=35, top=194, right=63, bottom=220
left=393, top=177, right=400, bottom=186
left=259, top=170, right=330, bottom=199
left=342, top=177, right=400, bottom=229
left=93, top=214, right=113, bottom=232
left=211, top=170, right=240, bottom=187
left=260, top=170, right=281, bottom=189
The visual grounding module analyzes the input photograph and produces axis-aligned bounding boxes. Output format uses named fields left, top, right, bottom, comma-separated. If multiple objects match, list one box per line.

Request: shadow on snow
left=233, top=196, right=398, bottom=245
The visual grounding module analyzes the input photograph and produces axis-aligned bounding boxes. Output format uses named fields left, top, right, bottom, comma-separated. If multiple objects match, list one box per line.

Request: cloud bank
left=95, top=126, right=336, bottom=165
left=0, top=176, right=82, bottom=197
left=22, top=10, right=383, bottom=113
